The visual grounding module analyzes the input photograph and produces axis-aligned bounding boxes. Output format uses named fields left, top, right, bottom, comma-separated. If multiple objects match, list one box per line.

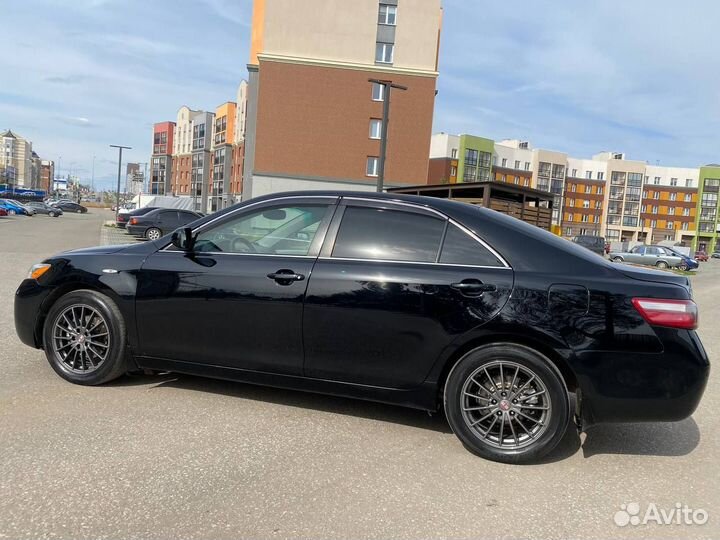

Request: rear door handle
left=450, top=280, right=496, bottom=295
left=267, top=270, right=305, bottom=283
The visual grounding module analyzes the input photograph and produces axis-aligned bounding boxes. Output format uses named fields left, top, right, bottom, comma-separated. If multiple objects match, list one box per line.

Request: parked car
left=53, top=201, right=88, bottom=214
left=712, top=252, right=720, bottom=259
left=116, top=206, right=158, bottom=229
left=126, top=208, right=202, bottom=240
left=608, top=244, right=685, bottom=269
left=14, top=192, right=709, bottom=464
left=663, top=247, right=699, bottom=271
left=0, top=199, right=33, bottom=216
left=25, top=201, right=63, bottom=217
left=571, top=235, right=606, bottom=256
left=0, top=207, right=7, bottom=217
left=694, top=251, right=709, bottom=262
left=46, top=198, right=74, bottom=206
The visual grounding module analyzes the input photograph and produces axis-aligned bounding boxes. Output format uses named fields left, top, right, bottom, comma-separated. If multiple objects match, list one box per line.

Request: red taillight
left=632, top=298, right=698, bottom=330
left=130, top=217, right=138, bottom=225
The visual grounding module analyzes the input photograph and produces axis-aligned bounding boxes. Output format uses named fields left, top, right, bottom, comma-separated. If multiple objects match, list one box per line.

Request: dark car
left=54, top=201, right=87, bottom=214
left=116, top=206, right=158, bottom=228
left=126, top=208, right=202, bottom=240
left=25, top=201, right=63, bottom=217
left=571, top=234, right=606, bottom=256
left=664, top=247, right=699, bottom=271
left=14, top=192, right=709, bottom=464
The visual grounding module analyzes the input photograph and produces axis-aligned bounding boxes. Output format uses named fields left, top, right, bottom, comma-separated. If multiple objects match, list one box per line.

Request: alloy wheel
left=146, top=228, right=161, bottom=241
left=460, top=361, right=552, bottom=450
left=51, top=304, right=110, bottom=374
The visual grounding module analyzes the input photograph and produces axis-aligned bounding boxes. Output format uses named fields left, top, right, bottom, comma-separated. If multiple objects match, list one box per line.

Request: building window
left=514, top=176, right=519, bottom=184
left=369, top=119, right=382, bottom=139
left=568, top=199, right=575, bottom=207
left=670, top=178, right=678, bottom=186
left=568, top=213, right=574, bottom=222
left=378, top=4, right=397, bottom=25
left=668, top=207, right=675, bottom=215
left=653, top=176, right=660, bottom=185
left=668, top=221, right=674, bottom=230
left=450, top=166, right=457, bottom=177
left=584, top=185, right=591, bottom=194
left=565, top=227, right=573, bottom=236
left=686, top=178, right=693, bottom=187
left=524, top=179, right=529, bottom=186
left=597, top=172, right=604, bottom=180
left=597, top=186, right=603, bottom=195
left=651, top=220, right=657, bottom=228
left=524, top=162, right=531, bottom=171
left=669, top=192, right=677, bottom=201
left=366, top=157, right=379, bottom=177
left=451, top=148, right=458, bottom=159
left=682, top=222, right=689, bottom=230
left=581, top=214, right=589, bottom=222
left=501, top=158, right=507, bottom=167
left=571, top=184, right=576, bottom=192
left=652, top=206, right=658, bottom=214
left=371, top=82, right=385, bottom=101
left=641, top=204, right=647, bottom=213
left=585, top=171, right=592, bottom=179
left=514, top=160, right=521, bottom=169
left=571, top=169, right=577, bottom=177
left=583, top=200, right=590, bottom=208
left=375, top=42, right=394, bottom=63
left=683, top=208, right=690, bottom=216
left=653, top=192, right=659, bottom=200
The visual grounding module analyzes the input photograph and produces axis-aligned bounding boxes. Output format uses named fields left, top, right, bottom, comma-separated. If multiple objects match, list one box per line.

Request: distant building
left=210, top=101, right=237, bottom=212
left=126, top=162, right=143, bottom=195
left=242, top=0, right=443, bottom=199
left=151, top=121, right=175, bottom=196
left=1, top=130, right=33, bottom=187
left=190, top=110, right=214, bottom=212
left=40, top=160, right=55, bottom=192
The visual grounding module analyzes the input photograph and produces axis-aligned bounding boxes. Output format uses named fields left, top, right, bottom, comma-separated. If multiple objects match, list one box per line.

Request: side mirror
left=171, top=227, right=195, bottom=251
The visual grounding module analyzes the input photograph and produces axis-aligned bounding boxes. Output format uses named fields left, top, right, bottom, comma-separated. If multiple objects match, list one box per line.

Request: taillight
left=130, top=217, right=138, bottom=225
left=632, top=298, right=698, bottom=330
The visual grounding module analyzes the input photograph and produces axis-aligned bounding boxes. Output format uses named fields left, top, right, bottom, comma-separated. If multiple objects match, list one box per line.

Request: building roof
left=1, top=129, right=17, bottom=139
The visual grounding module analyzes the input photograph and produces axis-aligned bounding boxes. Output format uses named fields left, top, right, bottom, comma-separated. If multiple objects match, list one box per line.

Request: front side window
left=332, top=207, right=444, bottom=263
left=439, top=224, right=503, bottom=267
left=194, top=205, right=329, bottom=256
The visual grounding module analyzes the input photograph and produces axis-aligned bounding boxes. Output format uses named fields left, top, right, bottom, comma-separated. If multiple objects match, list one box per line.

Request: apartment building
left=641, top=165, right=697, bottom=245
left=427, top=133, right=459, bottom=184
left=493, top=140, right=533, bottom=188
left=1, top=130, right=33, bottom=187
left=171, top=107, right=194, bottom=197
left=242, top=0, right=443, bottom=199
left=151, top=121, right=174, bottom=195
left=695, top=165, right=720, bottom=252
left=209, top=102, right=237, bottom=212
left=39, top=160, right=54, bottom=192
left=190, top=110, right=214, bottom=212
left=562, top=157, right=606, bottom=237
left=230, top=81, right=249, bottom=198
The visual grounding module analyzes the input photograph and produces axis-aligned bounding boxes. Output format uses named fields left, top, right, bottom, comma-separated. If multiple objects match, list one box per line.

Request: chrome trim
left=159, top=195, right=338, bottom=252
left=157, top=250, right=315, bottom=259
left=341, top=196, right=447, bottom=219
left=317, top=256, right=510, bottom=270
left=447, top=218, right=511, bottom=269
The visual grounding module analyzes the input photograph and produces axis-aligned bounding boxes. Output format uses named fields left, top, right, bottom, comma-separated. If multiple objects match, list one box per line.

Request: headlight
left=28, top=263, right=51, bottom=280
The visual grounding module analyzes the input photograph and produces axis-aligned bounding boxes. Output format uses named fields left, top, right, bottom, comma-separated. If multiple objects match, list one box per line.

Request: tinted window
left=440, top=224, right=503, bottom=267
left=332, top=207, right=444, bottom=262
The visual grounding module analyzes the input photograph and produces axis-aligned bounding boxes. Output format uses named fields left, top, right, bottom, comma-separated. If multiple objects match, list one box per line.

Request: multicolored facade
left=695, top=165, right=720, bottom=252
left=150, top=122, right=174, bottom=195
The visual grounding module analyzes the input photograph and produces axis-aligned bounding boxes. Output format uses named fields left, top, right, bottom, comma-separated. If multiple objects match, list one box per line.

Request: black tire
left=611, top=256, right=623, bottom=263
left=48, top=211, right=56, bottom=217
left=42, top=289, right=127, bottom=385
left=656, top=260, right=668, bottom=269
left=678, top=263, right=688, bottom=271
left=444, top=344, right=570, bottom=464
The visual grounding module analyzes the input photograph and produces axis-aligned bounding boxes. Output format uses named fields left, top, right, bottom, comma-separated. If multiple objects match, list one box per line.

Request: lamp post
left=368, top=78, right=407, bottom=192
left=110, top=144, right=131, bottom=220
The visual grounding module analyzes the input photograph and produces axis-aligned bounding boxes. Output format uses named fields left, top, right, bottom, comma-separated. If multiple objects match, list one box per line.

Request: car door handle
left=267, top=270, right=305, bottom=283
left=450, top=280, right=496, bottom=294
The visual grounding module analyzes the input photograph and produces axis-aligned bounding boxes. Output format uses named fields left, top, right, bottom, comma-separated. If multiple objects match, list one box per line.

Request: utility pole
left=91, top=154, right=95, bottom=195
left=110, top=144, right=131, bottom=220
left=368, top=78, right=407, bottom=192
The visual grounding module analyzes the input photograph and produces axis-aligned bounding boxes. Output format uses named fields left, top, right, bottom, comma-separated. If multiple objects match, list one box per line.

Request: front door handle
left=267, top=270, right=305, bottom=284
left=450, top=280, right=496, bottom=295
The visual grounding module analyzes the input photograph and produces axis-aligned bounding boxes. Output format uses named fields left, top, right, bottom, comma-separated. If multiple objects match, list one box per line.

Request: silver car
left=608, top=244, right=682, bottom=269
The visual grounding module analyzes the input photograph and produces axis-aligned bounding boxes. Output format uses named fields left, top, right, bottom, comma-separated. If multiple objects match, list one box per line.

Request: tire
left=48, top=211, right=55, bottom=217
left=76, top=208, right=82, bottom=214
left=656, top=260, right=669, bottom=269
left=8, top=209, right=15, bottom=216
left=444, top=344, right=571, bottom=464
left=678, top=263, right=688, bottom=271
left=42, top=289, right=127, bottom=385
left=145, top=227, right=162, bottom=241
left=611, top=256, right=623, bottom=263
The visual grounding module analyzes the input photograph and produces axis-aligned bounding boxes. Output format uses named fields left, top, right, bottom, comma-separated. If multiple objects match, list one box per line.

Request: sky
left=3, top=0, right=720, bottom=191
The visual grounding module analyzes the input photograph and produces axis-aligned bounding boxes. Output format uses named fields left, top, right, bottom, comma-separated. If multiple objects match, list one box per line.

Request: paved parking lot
left=0, top=211, right=717, bottom=539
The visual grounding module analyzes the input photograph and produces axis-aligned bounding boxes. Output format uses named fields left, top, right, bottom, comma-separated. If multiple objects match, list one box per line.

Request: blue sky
left=3, top=0, right=720, bottom=190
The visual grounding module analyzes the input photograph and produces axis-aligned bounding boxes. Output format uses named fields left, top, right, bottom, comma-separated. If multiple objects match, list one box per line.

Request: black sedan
left=126, top=208, right=202, bottom=240
left=14, top=192, right=709, bottom=463
left=116, top=206, right=158, bottom=229
left=53, top=201, right=87, bottom=214
left=25, top=201, right=63, bottom=217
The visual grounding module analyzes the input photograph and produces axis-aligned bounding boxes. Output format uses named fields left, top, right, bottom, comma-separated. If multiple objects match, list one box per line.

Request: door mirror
left=171, top=227, right=195, bottom=251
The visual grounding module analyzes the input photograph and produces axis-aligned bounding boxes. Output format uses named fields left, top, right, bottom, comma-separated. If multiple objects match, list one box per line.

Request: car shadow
left=581, top=418, right=700, bottom=458
left=113, top=372, right=454, bottom=434
left=108, top=374, right=701, bottom=461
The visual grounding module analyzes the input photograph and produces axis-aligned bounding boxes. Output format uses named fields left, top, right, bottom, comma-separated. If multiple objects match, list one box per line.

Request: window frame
left=319, top=198, right=510, bottom=269
left=375, top=42, right=394, bottom=64
left=378, top=3, right=397, bottom=25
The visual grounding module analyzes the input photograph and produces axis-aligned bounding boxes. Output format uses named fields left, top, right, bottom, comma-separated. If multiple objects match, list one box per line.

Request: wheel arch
left=434, top=333, right=579, bottom=406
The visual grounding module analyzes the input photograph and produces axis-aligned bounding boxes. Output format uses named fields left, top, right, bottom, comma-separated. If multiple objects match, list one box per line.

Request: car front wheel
left=145, top=227, right=162, bottom=241
left=444, top=344, right=571, bottom=464
left=48, top=211, right=56, bottom=217
left=42, top=290, right=127, bottom=385
left=656, top=260, right=669, bottom=269
left=611, top=256, right=623, bottom=263
left=678, top=262, right=689, bottom=271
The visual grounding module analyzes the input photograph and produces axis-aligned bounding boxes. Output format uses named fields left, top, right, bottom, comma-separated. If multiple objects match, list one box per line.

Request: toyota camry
left=15, top=192, right=709, bottom=463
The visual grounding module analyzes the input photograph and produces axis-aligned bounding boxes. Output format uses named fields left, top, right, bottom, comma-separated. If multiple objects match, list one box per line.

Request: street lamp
left=368, top=78, right=407, bottom=192
left=110, top=144, right=131, bottom=220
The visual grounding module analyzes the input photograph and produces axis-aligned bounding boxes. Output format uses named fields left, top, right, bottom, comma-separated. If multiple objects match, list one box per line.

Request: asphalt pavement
left=0, top=210, right=717, bottom=540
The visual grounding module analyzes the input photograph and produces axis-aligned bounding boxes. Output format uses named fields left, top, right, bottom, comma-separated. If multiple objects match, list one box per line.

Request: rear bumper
left=14, top=279, right=52, bottom=348
left=126, top=225, right=144, bottom=237
left=577, top=329, right=710, bottom=425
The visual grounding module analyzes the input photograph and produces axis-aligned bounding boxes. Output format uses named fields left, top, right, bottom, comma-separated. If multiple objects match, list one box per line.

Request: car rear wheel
left=8, top=209, right=16, bottom=216
left=611, top=256, right=623, bottom=263
left=145, top=227, right=162, bottom=241
left=444, top=344, right=570, bottom=464
left=43, top=290, right=127, bottom=385
left=656, top=260, right=669, bottom=269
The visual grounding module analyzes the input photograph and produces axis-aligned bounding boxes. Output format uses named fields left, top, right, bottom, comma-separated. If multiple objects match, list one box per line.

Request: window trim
left=378, top=3, right=397, bottom=25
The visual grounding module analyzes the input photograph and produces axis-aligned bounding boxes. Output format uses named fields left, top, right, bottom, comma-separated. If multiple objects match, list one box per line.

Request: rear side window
left=439, top=224, right=504, bottom=267
left=332, top=206, right=444, bottom=262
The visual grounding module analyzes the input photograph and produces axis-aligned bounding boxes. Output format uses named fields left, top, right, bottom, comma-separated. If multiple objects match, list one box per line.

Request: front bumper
left=15, top=279, right=52, bottom=348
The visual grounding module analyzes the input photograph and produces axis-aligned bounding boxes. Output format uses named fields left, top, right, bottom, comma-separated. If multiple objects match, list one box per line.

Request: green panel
left=694, top=165, right=720, bottom=252
left=456, top=134, right=495, bottom=183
